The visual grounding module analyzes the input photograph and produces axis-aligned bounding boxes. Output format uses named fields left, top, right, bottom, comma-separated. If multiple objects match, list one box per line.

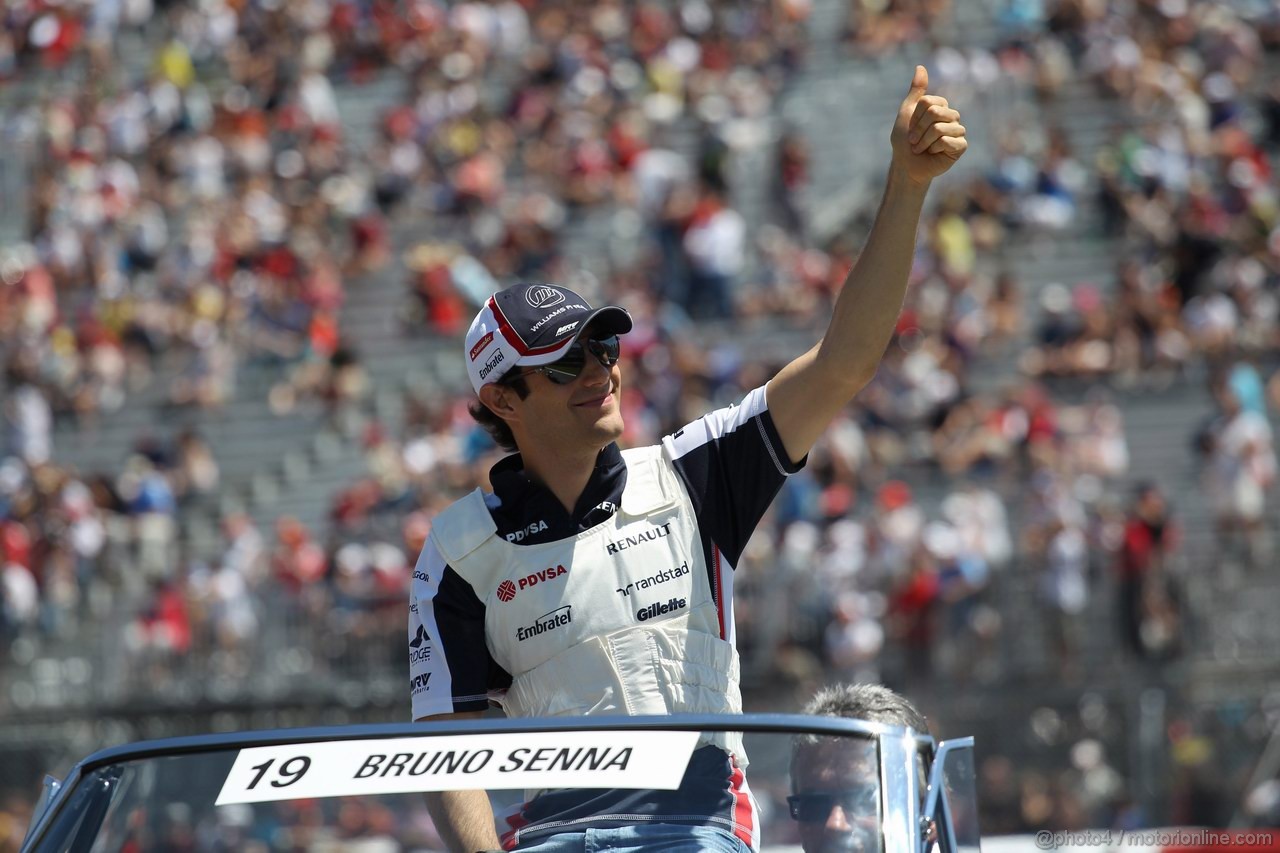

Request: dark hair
left=791, top=684, right=930, bottom=793
left=468, top=374, right=530, bottom=453
left=797, top=683, right=929, bottom=740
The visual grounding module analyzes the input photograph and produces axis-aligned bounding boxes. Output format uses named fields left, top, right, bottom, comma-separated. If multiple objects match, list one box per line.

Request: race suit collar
left=487, top=443, right=627, bottom=544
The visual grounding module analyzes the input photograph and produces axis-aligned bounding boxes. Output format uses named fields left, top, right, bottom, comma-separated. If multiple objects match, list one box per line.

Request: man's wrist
left=886, top=160, right=933, bottom=197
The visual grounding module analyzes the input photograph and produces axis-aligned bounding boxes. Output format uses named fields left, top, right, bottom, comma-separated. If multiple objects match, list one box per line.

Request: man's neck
left=517, top=442, right=604, bottom=515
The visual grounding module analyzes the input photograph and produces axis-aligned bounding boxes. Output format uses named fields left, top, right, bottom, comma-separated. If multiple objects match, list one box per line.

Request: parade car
left=19, top=713, right=980, bottom=852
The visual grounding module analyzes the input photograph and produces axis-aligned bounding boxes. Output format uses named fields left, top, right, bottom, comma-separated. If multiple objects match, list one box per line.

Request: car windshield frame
left=23, top=713, right=944, bottom=853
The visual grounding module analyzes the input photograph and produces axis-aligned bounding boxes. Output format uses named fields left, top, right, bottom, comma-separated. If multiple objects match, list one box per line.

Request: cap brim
left=577, top=305, right=633, bottom=338
left=518, top=305, right=633, bottom=367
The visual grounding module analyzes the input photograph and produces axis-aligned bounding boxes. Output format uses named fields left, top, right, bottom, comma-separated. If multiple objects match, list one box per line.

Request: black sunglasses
left=787, top=787, right=880, bottom=823
left=505, top=335, right=621, bottom=386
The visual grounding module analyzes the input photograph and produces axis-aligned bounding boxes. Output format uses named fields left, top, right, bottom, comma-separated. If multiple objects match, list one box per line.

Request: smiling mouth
left=574, top=391, right=614, bottom=407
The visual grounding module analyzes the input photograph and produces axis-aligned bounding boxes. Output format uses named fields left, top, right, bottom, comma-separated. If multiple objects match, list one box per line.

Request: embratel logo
left=409, top=624, right=432, bottom=663
left=470, top=331, right=495, bottom=361
left=526, top=285, right=565, bottom=309
left=637, top=597, right=687, bottom=622
left=496, top=580, right=517, bottom=602
left=517, top=605, right=572, bottom=641
left=478, top=349, right=505, bottom=380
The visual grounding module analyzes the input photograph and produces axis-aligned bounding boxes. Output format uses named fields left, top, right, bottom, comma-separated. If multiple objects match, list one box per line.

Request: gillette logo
left=636, top=597, right=687, bottom=622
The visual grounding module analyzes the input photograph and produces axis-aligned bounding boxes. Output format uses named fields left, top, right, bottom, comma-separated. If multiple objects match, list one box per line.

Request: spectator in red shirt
left=1116, top=483, right=1181, bottom=660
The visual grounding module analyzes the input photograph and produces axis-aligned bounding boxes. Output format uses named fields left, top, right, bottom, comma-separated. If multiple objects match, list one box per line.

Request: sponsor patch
left=606, top=522, right=674, bottom=556
left=469, top=331, right=495, bottom=361
left=636, top=596, right=687, bottom=622
left=478, top=349, right=506, bottom=380
left=616, top=560, right=689, bottom=597
left=505, top=520, right=549, bottom=543
left=517, top=605, right=572, bottom=641
left=409, top=625, right=432, bottom=663
left=496, top=580, right=517, bottom=602
left=556, top=321, right=579, bottom=336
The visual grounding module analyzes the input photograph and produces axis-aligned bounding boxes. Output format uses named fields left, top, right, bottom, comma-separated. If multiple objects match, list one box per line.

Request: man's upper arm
left=409, top=542, right=507, bottom=720
left=766, top=342, right=871, bottom=466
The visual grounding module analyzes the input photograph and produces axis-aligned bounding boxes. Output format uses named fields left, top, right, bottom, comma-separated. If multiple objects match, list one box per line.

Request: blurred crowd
left=3, top=0, right=1280, bottom=845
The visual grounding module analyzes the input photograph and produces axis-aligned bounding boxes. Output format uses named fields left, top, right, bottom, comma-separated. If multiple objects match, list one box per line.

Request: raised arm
left=767, top=65, right=968, bottom=464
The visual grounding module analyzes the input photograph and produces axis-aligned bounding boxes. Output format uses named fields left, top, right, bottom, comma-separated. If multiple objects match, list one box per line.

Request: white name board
left=216, top=730, right=700, bottom=805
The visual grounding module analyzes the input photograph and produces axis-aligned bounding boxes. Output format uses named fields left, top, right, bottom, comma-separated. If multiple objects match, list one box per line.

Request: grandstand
left=2, top=0, right=1280, bottom=844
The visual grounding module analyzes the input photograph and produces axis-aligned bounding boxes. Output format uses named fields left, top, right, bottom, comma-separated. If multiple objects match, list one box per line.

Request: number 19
left=246, top=756, right=312, bottom=789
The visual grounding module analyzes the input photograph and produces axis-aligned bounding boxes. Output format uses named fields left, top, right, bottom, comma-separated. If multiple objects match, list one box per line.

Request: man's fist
left=891, top=65, right=968, bottom=185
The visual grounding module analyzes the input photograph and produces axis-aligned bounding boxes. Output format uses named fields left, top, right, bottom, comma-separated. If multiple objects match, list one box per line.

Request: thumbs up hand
left=891, top=65, right=968, bottom=186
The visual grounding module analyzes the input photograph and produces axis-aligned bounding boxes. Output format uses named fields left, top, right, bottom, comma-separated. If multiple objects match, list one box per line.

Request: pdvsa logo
left=526, top=285, right=564, bottom=309
left=497, top=565, right=568, bottom=602
left=519, top=564, right=567, bottom=590
left=506, top=520, right=548, bottom=542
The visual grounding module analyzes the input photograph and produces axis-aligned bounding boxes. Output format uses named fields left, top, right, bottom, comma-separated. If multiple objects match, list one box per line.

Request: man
left=409, top=65, right=967, bottom=852
left=789, top=684, right=930, bottom=853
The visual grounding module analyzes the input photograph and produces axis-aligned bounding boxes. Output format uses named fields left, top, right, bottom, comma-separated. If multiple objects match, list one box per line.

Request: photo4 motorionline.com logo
left=1035, top=829, right=1276, bottom=849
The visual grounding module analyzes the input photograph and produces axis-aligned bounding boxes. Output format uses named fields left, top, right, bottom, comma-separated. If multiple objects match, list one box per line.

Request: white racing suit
left=427, top=445, right=754, bottom=849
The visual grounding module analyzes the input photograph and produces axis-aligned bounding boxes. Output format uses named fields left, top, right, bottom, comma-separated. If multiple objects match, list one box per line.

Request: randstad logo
left=526, top=286, right=564, bottom=309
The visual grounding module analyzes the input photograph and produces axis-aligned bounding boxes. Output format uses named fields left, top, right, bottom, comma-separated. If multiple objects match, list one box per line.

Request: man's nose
left=825, top=804, right=852, bottom=832
left=579, top=351, right=612, bottom=386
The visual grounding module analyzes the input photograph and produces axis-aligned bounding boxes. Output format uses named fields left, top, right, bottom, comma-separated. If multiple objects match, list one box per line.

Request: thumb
left=908, top=65, right=929, bottom=97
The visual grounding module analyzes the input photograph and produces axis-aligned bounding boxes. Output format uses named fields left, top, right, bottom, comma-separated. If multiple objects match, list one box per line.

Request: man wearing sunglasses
left=789, top=684, right=930, bottom=853
left=409, top=64, right=966, bottom=853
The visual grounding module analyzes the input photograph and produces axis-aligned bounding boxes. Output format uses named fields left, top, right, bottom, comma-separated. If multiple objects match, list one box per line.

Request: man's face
left=511, top=328, right=625, bottom=451
left=791, top=740, right=882, bottom=853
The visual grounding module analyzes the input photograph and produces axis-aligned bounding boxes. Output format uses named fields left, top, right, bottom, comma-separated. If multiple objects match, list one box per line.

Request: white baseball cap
left=464, top=283, right=633, bottom=394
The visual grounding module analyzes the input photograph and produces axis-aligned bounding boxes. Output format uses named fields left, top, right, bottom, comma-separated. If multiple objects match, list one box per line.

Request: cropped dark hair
left=796, top=683, right=929, bottom=742
left=468, top=374, right=530, bottom=453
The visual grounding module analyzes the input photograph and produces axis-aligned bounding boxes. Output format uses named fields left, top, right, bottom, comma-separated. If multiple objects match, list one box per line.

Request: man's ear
left=478, top=383, right=519, bottom=423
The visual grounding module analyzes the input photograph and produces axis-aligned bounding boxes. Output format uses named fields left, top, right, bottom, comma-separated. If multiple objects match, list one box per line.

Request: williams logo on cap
left=526, top=286, right=565, bottom=309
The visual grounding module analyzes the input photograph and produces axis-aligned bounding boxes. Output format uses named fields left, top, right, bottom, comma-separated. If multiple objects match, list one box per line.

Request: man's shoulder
left=662, top=386, right=770, bottom=459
